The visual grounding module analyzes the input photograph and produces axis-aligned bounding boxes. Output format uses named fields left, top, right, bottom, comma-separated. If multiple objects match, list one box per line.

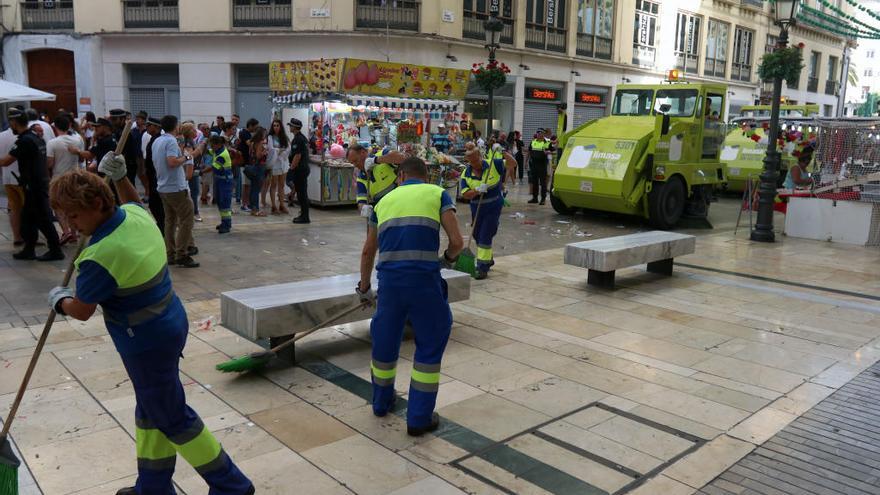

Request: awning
left=0, top=80, right=55, bottom=104
left=348, top=96, right=459, bottom=112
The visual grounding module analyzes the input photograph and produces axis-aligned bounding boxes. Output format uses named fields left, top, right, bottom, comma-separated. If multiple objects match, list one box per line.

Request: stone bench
left=220, top=269, right=471, bottom=362
left=564, top=231, right=696, bottom=289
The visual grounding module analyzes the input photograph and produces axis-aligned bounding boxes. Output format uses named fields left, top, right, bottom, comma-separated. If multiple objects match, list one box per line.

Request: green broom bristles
left=215, top=351, right=274, bottom=373
left=0, top=437, right=20, bottom=495
left=454, top=248, right=476, bottom=276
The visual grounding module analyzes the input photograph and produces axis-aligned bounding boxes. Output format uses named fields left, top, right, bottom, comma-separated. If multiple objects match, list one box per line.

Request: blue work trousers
left=122, top=329, right=252, bottom=495
left=370, top=277, right=452, bottom=427
left=470, top=198, right=503, bottom=272
left=215, top=177, right=233, bottom=230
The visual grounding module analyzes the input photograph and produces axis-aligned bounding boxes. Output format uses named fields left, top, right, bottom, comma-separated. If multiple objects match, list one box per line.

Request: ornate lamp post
left=484, top=10, right=504, bottom=138
left=751, top=0, right=801, bottom=242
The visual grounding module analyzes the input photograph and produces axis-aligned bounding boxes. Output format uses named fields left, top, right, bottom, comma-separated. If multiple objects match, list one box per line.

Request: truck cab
left=552, top=81, right=728, bottom=228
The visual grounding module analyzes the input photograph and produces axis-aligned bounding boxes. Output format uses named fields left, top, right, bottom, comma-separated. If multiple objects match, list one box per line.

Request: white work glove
left=492, top=143, right=502, bottom=152
left=355, top=282, right=376, bottom=306
left=98, top=152, right=127, bottom=181
left=475, top=183, right=489, bottom=194
left=364, top=157, right=377, bottom=172
left=439, top=250, right=457, bottom=270
left=48, top=286, right=73, bottom=315
left=360, top=204, right=374, bottom=219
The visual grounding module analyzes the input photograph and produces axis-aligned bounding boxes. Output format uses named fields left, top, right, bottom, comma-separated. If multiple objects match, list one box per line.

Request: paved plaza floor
left=2, top=184, right=879, bottom=494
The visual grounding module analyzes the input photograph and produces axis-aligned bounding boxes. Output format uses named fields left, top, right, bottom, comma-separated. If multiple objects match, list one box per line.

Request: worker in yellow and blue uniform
left=346, top=143, right=406, bottom=217
left=529, top=129, right=551, bottom=204
left=203, top=135, right=234, bottom=234
left=461, top=145, right=515, bottom=279
left=47, top=159, right=253, bottom=495
left=356, top=157, right=463, bottom=436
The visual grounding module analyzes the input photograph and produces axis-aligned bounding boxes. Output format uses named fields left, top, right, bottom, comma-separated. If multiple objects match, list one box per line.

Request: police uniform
left=368, top=180, right=455, bottom=428
left=9, top=127, right=63, bottom=259
left=74, top=203, right=252, bottom=495
left=461, top=158, right=506, bottom=275
left=209, top=145, right=234, bottom=233
left=356, top=148, right=398, bottom=206
left=529, top=138, right=550, bottom=202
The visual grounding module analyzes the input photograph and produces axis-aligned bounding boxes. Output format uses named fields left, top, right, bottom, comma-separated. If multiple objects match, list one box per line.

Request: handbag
left=243, top=164, right=261, bottom=181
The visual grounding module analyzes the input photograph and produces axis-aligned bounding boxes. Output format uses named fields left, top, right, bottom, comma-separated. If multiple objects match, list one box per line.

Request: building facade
left=1, top=0, right=851, bottom=135
left=842, top=0, right=880, bottom=116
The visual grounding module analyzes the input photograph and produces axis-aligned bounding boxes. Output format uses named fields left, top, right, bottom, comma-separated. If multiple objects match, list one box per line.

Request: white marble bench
left=220, top=270, right=471, bottom=361
left=564, top=231, right=696, bottom=289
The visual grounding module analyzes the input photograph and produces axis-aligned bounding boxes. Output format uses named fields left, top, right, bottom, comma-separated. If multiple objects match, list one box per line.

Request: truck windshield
left=612, top=89, right=654, bottom=116
left=654, top=89, right=699, bottom=117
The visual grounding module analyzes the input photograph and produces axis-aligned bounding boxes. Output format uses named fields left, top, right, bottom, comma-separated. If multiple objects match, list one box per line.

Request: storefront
left=572, top=85, right=610, bottom=127
left=522, top=80, right=564, bottom=139
left=464, top=77, right=516, bottom=137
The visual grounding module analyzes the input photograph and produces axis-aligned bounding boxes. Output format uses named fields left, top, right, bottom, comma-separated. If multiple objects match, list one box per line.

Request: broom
left=0, top=119, right=132, bottom=493
left=453, top=192, right=483, bottom=277
left=216, top=301, right=370, bottom=373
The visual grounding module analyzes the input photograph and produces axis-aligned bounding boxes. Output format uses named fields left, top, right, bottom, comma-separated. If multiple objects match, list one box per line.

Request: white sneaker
left=195, top=216, right=203, bottom=222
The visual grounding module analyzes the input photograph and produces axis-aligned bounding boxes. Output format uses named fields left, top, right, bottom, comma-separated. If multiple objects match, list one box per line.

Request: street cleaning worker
left=202, top=134, right=234, bottom=233
left=528, top=129, right=551, bottom=204
left=346, top=142, right=406, bottom=217
left=356, top=156, right=463, bottom=436
left=461, top=145, right=514, bottom=280
left=47, top=159, right=254, bottom=495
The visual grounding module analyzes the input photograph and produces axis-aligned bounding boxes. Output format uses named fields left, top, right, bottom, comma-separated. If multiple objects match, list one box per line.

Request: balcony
left=632, top=45, right=656, bottom=67
left=731, top=62, right=751, bottom=82
left=356, top=0, right=419, bottom=31
left=825, top=80, right=839, bottom=96
left=20, top=1, right=73, bottom=30
left=463, top=12, right=514, bottom=45
left=704, top=58, right=727, bottom=78
left=675, top=52, right=699, bottom=75
left=233, top=0, right=291, bottom=28
left=576, top=34, right=611, bottom=60
left=525, top=24, right=566, bottom=53
left=741, top=0, right=763, bottom=8
left=807, top=76, right=819, bottom=93
left=123, top=0, right=178, bottom=29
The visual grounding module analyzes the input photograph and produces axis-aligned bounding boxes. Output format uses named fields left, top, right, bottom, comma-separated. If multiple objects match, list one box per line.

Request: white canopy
left=0, top=79, right=55, bottom=104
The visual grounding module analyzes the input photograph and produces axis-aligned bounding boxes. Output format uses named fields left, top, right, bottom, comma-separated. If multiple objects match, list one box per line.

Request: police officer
left=287, top=118, right=311, bottom=224
left=110, top=108, right=140, bottom=184
left=143, top=117, right=165, bottom=233
left=203, top=134, right=234, bottom=233
left=357, top=157, right=463, bottom=436
left=460, top=145, right=514, bottom=279
left=0, top=108, right=64, bottom=261
left=528, top=129, right=551, bottom=204
left=345, top=142, right=406, bottom=217
left=47, top=160, right=254, bottom=495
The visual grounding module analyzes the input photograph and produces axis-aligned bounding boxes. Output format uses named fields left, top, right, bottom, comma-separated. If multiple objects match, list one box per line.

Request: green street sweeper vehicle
left=550, top=80, right=729, bottom=229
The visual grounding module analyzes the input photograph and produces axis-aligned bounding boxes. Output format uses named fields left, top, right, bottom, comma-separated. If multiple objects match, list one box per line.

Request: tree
left=848, top=62, right=859, bottom=87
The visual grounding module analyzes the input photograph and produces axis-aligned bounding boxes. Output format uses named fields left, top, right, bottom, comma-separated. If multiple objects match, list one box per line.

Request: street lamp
left=484, top=14, right=504, bottom=139
left=751, top=0, right=801, bottom=242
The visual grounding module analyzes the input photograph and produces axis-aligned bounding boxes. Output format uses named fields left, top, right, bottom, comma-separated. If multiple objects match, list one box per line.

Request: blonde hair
left=180, top=122, right=197, bottom=140
left=50, top=169, right=115, bottom=213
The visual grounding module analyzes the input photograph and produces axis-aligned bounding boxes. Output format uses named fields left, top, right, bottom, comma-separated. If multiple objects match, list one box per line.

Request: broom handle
left=269, top=301, right=370, bottom=354
left=465, top=160, right=492, bottom=252
left=1, top=120, right=132, bottom=438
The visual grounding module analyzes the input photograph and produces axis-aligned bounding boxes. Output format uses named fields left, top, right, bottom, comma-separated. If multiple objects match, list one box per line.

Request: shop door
left=573, top=105, right=606, bottom=127
left=522, top=102, right=559, bottom=140
left=26, top=49, right=76, bottom=118
left=235, top=65, right=273, bottom=125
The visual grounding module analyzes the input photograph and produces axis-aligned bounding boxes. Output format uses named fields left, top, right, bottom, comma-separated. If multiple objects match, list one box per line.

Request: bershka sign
left=489, top=0, right=500, bottom=15
left=527, top=87, right=559, bottom=100
left=576, top=92, right=605, bottom=104
left=547, top=0, right=556, bottom=25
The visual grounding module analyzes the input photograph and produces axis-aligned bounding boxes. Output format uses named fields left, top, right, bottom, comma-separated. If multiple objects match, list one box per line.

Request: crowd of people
left=0, top=107, right=312, bottom=265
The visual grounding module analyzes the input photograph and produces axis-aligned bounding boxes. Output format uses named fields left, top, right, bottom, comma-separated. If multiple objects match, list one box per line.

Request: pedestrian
left=0, top=122, right=24, bottom=246
left=26, top=108, right=55, bottom=142
left=230, top=115, right=243, bottom=204
left=238, top=118, right=257, bottom=212
left=109, top=109, right=139, bottom=184
left=210, top=115, right=225, bottom=136
left=287, top=118, right=312, bottom=224
left=246, top=126, right=268, bottom=217
left=152, top=115, right=199, bottom=268
left=203, top=135, right=234, bottom=234
left=46, top=114, right=85, bottom=244
left=79, top=111, right=96, bottom=149
left=70, top=117, right=116, bottom=173
left=265, top=119, right=290, bottom=214
left=0, top=108, right=63, bottom=261
left=134, top=111, right=150, bottom=199
left=460, top=145, right=514, bottom=279
left=179, top=123, right=203, bottom=223
left=198, top=123, right=212, bottom=205
left=47, top=164, right=254, bottom=495
left=508, top=131, right=524, bottom=184
left=143, top=117, right=165, bottom=234
left=346, top=142, right=407, bottom=216
left=528, top=129, right=551, bottom=204
left=357, top=156, right=463, bottom=436
left=475, top=129, right=485, bottom=152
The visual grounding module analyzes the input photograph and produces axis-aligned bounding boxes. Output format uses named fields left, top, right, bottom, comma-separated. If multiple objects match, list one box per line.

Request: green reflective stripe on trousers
left=371, top=362, right=397, bottom=380
left=172, top=425, right=223, bottom=469
left=136, top=426, right=177, bottom=461
left=411, top=361, right=441, bottom=386
left=220, top=210, right=232, bottom=218
left=476, top=246, right=493, bottom=262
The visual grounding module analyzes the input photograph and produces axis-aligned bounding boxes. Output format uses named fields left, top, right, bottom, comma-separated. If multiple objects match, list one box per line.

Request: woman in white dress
left=264, top=119, right=291, bottom=214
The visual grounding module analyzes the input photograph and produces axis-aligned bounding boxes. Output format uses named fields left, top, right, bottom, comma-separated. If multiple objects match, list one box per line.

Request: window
left=655, top=89, right=699, bottom=117
left=807, top=51, right=820, bottom=92
left=765, top=34, right=778, bottom=55
left=731, top=27, right=753, bottom=82
left=526, top=0, right=568, bottom=52
left=703, top=92, right=724, bottom=158
left=632, top=0, right=659, bottom=66
left=828, top=55, right=838, bottom=81
left=463, top=0, right=515, bottom=45
left=612, top=88, right=654, bottom=116
left=673, top=12, right=701, bottom=75
left=865, top=69, right=873, bottom=77
left=868, top=50, right=875, bottom=59
left=576, top=0, right=614, bottom=60
left=704, top=19, right=729, bottom=78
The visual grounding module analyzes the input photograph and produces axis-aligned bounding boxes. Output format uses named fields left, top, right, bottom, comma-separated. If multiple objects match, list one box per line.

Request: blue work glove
left=48, top=286, right=74, bottom=315
left=356, top=282, right=376, bottom=306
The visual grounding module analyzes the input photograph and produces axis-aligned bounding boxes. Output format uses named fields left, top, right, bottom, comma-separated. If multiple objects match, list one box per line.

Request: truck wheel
left=648, top=177, right=685, bottom=229
left=550, top=193, right=576, bottom=215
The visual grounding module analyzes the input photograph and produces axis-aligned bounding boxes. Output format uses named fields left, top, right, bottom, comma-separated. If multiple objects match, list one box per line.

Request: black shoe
left=527, top=198, right=538, bottom=204
left=12, top=249, right=36, bottom=260
left=36, top=250, right=64, bottom=262
left=216, top=224, right=222, bottom=230
left=292, top=217, right=310, bottom=224
left=218, top=228, right=230, bottom=234
left=115, top=488, right=136, bottom=495
left=407, top=412, right=440, bottom=437
left=245, top=485, right=255, bottom=495
left=187, top=246, right=199, bottom=256
left=168, top=256, right=177, bottom=266
left=539, top=200, right=546, bottom=205
left=475, top=271, right=488, bottom=280
left=373, top=397, right=397, bottom=418
left=176, top=256, right=200, bottom=268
